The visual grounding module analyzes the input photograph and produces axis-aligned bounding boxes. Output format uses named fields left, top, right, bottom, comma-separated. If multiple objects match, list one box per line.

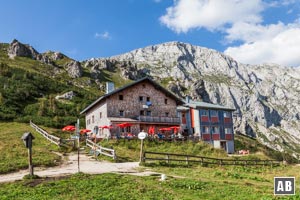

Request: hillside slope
left=1, top=39, right=300, bottom=158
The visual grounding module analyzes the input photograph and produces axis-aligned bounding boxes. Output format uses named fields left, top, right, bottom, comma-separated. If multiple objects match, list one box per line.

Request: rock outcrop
left=8, top=39, right=39, bottom=59
left=65, top=61, right=83, bottom=78
left=84, top=41, right=300, bottom=158
left=55, top=91, right=75, bottom=100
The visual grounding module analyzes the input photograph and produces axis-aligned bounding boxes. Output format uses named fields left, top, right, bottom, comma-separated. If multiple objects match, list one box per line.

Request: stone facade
left=82, top=78, right=184, bottom=137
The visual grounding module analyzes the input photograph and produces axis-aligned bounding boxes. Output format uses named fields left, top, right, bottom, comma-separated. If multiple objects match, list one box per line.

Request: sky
left=1, top=0, right=300, bottom=67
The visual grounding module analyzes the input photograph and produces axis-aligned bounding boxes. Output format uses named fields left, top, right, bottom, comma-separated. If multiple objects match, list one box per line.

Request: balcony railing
left=137, top=116, right=180, bottom=124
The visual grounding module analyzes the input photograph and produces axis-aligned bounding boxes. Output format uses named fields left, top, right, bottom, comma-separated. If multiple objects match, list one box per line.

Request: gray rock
left=8, top=39, right=39, bottom=59
left=55, top=91, right=75, bottom=100
left=65, top=61, right=83, bottom=78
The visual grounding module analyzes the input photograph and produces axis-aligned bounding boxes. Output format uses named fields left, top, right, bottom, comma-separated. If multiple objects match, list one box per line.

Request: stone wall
left=106, top=80, right=179, bottom=118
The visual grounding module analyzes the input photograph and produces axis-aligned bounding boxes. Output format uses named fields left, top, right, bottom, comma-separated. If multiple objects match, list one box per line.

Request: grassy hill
left=0, top=43, right=98, bottom=127
left=0, top=122, right=63, bottom=174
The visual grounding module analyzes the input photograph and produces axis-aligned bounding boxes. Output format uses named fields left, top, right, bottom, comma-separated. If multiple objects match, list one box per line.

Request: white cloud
left=160, top=0, right=300, bottom=66
left=160, top=0, right=264, bottom=33
left=225, top=26, right=300, bottom=67
left=95, top=31, right=112, bottom=40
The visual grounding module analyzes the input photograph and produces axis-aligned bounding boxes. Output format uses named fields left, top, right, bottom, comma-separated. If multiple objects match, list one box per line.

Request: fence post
left=219, top=159, right=222, bottom=167
left=166, top=155, right=170, bottom=164
left=186, top=156, right=189, bottom=165
left=143, top=152, right=146, bottom=163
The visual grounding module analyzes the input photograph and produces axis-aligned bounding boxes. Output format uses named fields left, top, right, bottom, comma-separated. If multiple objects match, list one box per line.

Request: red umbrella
left=117, top=123, right=132, bottom=128
left=159, top=127, right=172, bottom=131
left=80, top=129, right=91, bottom=134
left=148, top=126, right=155, bottom=135
left=169, top=126, right=180, bottom=133
left=169, top=126, right=180, bottom=129
left=62, top=125, right=75, bottom=131
left=99, top=125, right=112, bottom=129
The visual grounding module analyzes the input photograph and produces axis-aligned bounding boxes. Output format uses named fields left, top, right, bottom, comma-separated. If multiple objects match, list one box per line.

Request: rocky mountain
left=7, top=39, right=83, bottom=78
left=3, top=39, right=300, bottom=158
left=84, top=41, right=300, bottom=158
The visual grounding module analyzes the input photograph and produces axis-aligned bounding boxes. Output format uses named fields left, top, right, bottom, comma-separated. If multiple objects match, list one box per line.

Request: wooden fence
left=86, top=139, right=117, bottom=160
left=30, top=121, right=75, bottom=147
left=143, top=151, right=281, bottom=167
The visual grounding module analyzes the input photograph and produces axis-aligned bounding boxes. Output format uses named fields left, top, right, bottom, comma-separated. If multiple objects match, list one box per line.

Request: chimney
left=106, top=82, right=115, bottom=94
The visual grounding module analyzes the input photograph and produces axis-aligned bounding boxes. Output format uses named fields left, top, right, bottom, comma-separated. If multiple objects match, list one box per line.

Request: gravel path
left=0, top=153, right=148, bottom=183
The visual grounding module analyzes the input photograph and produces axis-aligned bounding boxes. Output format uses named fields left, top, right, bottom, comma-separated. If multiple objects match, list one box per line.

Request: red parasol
left=62, top=125, right=76, bottom=131
left=159, top=127, right=172, bottom=131
left=80, top=129, right=91, bottom=134
left=148, top=126, right=155, bottom=135
left=169, top=126, right=180, bottom=133
left=99, top=125, right=112, bottom=129
left=169, top=126, right=180, bottom=129
left=117, top=123, right=132, bottom=128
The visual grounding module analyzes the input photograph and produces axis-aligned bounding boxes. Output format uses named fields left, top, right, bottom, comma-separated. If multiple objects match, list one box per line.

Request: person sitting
left=157, top=133, right=164, bottom=139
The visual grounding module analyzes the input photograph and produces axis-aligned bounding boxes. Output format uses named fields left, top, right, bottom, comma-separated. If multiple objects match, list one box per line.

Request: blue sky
left=1, top=0, right=300, bottom=66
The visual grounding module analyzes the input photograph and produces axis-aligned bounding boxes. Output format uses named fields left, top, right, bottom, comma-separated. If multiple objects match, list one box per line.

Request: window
left=142, top=84, right=146, bottom=88
left=139, top=96, right=143, bottom=102
left=92, top=115, right=94, bottom=123
left=119, top=110, right=124, bottom=117
left=164, top=98, right=168, bottom=104
left=165, top=112, right=169, bottom=117
left=99, top=112, right=102, bottom=118
left=224, top=111, right=230, bottom=118
left=87, top=119, right=90, bottom=125
left=202, top=110, right=209, bottom=116
left=201, top=126, right=209, bottom=134
left=140, top=110, right=144, bottom=116
left=210, top=110, right=218, bottom=116
left=211, top=126, right=219, bottom=134
left=146, top=111, right=151, bottom=116
left=225, top=128, right=232, bottom=134
left=119, top=95, right=123, bottom=100
left=146, top=97, right=150, bottom=101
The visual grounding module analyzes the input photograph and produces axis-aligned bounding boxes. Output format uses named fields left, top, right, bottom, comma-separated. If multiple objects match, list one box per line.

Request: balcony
left=137, top=116, right=180, bottom=124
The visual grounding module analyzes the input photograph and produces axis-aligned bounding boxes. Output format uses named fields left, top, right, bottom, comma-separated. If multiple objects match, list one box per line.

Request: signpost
left=21, top=132, right=35, bottom=176
left=76, top=119, right=80, bottom=173
left=138, top=130, right=147, bottom=163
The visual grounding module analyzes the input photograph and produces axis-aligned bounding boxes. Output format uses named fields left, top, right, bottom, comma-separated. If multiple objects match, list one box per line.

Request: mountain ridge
left=2, top=39, right=300, bottom=158
left=84, top=41, right=300, bottom=158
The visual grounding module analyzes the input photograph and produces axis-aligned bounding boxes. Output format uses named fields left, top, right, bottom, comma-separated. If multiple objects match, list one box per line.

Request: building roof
left=80, top=77, right=185, bottom=114
left=108, top=117, right=139, bottom=123
left=186, top=100, right=235, bottom=111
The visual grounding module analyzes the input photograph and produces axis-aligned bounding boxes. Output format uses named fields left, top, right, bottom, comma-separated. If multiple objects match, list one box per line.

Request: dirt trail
left=0, top=153, right=152, bottom=183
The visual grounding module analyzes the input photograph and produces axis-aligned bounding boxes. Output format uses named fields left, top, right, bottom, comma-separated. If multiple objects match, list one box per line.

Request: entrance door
left=220, top=141, right=227, bottom=151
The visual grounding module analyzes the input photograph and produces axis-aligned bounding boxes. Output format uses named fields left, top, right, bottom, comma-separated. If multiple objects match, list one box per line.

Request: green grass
left=0, top=166, right=299, bottom=199
left=0, top=122, right=62, bottom=174
left=97, top=139, right=228, bottom=162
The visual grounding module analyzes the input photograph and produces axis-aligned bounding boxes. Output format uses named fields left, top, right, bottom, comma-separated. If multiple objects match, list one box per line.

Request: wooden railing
left=143, top=151, right=281, bottom=167
left=30, top=121, right=75, bottom=147
left=86, top=139, right=117, bottom=160
left=30, top=121, right=61, bottom=146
